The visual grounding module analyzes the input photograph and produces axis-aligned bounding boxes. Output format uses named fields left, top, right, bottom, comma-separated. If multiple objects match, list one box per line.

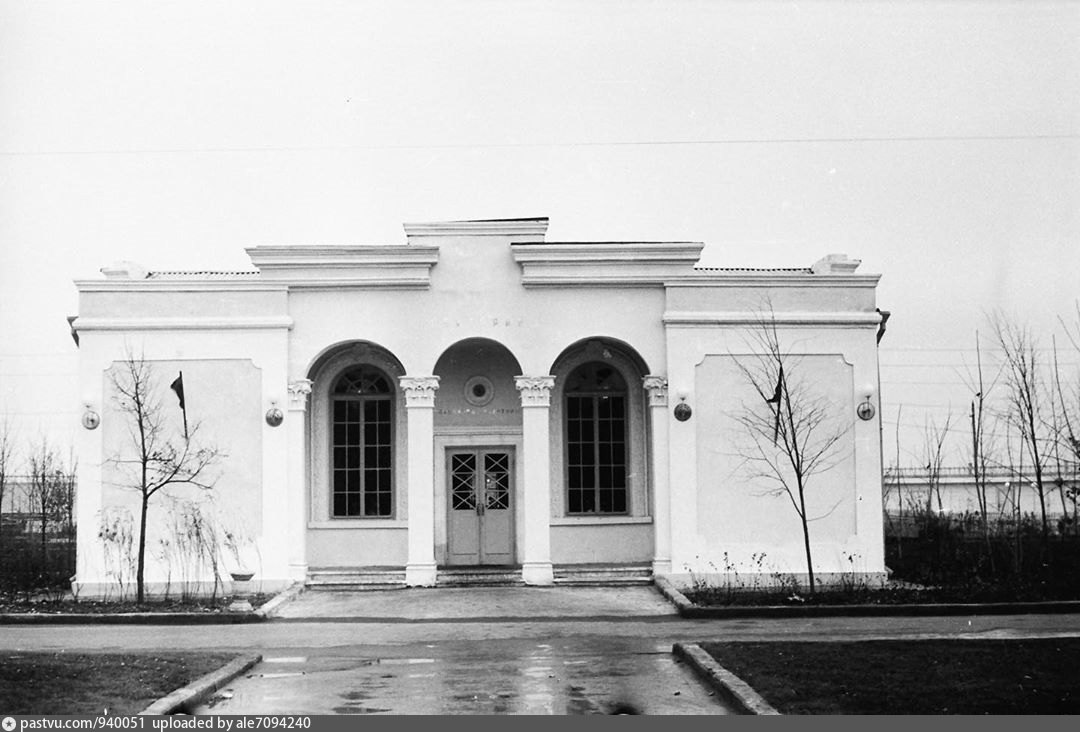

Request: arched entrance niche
left=433, top=338, right=523, bottom=433
left=305, top=341, right=410, bottom=567
left=432, top=338, right=523, bottom=566
left=549, top=337, right=652, bottom=520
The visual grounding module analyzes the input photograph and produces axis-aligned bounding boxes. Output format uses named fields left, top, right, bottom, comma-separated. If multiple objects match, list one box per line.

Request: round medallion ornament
left=857, top=400, right=875, bottom=421
left=265, top=407, right=284, bottom=427
left=464, top=375, right=495, bottom=407
left=82, top=410, right=100, bottom=430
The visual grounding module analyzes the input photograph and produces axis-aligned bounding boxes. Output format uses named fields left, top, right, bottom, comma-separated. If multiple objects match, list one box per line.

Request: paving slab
left=191, top=636, right=734, bottom=715
left=270, top=585, right=680, bottom=621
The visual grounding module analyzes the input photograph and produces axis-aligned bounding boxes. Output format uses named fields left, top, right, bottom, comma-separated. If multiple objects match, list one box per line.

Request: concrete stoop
left=553, top=563, right=653, bottom=586
left=305, top=563, right=653, bottom=589
left=306, top=567, right=406, bottom=590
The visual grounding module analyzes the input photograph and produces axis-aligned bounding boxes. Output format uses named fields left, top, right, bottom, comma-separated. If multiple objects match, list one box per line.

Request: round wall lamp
left=674, top=396, right=692, bottom=422
left=265, top=405, right=284, bottom=427
left=81, top=404, right=100, bottom=430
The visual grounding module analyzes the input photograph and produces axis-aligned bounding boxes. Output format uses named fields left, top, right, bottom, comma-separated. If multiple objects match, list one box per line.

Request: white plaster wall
left=664, top=309, right=886, bottom=588
left=550, top=522, right=652, bottom=564
left=73, top=287, right=291, bottom=598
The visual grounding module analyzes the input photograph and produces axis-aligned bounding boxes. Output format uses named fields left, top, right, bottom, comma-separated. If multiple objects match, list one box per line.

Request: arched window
left=331, top=365, right=394, bottom=517
left=565, top=362, right=628, bottom=514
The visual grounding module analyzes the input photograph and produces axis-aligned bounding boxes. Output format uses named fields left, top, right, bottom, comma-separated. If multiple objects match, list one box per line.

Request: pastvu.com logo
left=3, top=716, right=16, bottom=731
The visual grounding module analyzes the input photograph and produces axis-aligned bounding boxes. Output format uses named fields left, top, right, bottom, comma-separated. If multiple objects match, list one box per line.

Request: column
left=643, top=375, right=672, bottom=576
left=286, top=378, right=313, bottom=582
left=400, top=375, right=440, bottom=586
left=515, top=375, right=555, bottom=586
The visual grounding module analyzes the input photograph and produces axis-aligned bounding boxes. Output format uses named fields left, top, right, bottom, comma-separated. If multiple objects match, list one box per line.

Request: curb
left=653, top=576, right=1080, bottom=618
left=653, top=576, right=695, bottom=613
left=0, top=611, right=267, bottom=625
left=139, top=653, right=262, bottom=715
left=254, top=581, right=305, bottom=619
left=0, top=585, right=304, bottom=625
left=672, top=642, right=780, bottom=715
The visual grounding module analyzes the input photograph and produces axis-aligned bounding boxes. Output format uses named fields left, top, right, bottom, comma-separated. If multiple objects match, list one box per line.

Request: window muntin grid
left=451, top=453, right=477, bottom=511
left=450, top=452, right=511, bottom=512
left=331, top=366, right=393, bottom=518
left=565, top=362, right=628, bottom=514
left=484, top=453, right=510, bottom=510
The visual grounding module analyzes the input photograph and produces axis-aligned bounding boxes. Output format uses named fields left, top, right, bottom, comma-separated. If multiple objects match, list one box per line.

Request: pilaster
left=643, top=375, right=672, bottom=576
left=400, top=375, right=440, bottom=586
left=515, top=375, right=556, bottom=585
left=286, top=378, right=313, bottom=581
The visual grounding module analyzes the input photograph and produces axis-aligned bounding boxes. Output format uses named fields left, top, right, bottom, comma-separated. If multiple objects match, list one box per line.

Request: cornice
left=663, top=311, right=884, bottom=327
left=511, top=242, right=705, bottom=288
left=512, top=242, right=705, bottom=262
left=404, top=218, right=549, bottom=240
left=71, top=316, right=294, bottom=332
left=244, top=244, right=440, bottom=289
left=667, top=272, right=882, bottom=287
left=247, top=244, right=438, bottom=266
left=73, top=280, right=287, bottom=293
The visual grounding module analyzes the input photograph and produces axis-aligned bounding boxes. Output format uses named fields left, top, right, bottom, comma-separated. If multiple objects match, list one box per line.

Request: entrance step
left=306, top=563, right=654, bottom=589
left=553, top=563, right=654, bottom=586
left=306, top=567, right=406, bottom=591
left=436, top=566, right=526, bottom=587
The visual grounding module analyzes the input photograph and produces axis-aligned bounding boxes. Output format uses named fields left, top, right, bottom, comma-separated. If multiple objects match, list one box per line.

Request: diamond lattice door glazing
left=446, top=449, right=514, bottom=565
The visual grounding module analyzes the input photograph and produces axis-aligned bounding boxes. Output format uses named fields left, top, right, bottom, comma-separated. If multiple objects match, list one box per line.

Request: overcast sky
left=1, top=0, right=1077, bottom=469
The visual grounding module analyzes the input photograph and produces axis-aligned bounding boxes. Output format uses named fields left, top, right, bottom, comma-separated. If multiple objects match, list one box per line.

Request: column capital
left=399, top=375, right=440, bottom=407
left=515, top=375, right=555, bottom=407
left=642, top=375, right=669, bottom=407
left=287, top=379, right=313, bottom=410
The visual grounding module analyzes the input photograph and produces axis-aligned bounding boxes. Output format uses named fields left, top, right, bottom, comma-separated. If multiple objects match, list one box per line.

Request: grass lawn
left=700, top=638, right=1080, bottom=714
left=0, top=651, right=240, bottom=715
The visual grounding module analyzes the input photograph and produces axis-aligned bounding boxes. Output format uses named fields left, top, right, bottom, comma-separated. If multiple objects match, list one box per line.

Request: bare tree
left=0, top=417, right=16, bottom=572
left=961, top=330, right=1000, bottom=554
left=990, top=312, right=1053, bottom=546
left=921, top=413, right=953, bottom=516
left=108, top=349, right=221, bottom=603
left=26, top=437, right=60, bottom=568
left=58, top=447, right=77, bottom=540
left=733, top=311, right=850, bottom=595
left=1052, top=304, right=1080, bottom=531
left=891, top=403, right=905, bottom=557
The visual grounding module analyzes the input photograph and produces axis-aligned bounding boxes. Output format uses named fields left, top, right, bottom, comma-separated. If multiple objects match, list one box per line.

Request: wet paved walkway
left=193, top=637, right=728, bottom=715
left=194, top=586, right=731, bottom=715
left=5, top=585, right=1080, bottom=715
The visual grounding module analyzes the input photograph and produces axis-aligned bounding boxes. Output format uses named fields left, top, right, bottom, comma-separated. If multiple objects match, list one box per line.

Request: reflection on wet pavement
left=194, top=638, right=732, bottom=715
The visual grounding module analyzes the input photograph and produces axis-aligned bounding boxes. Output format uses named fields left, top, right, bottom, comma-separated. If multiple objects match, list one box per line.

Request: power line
left=880, top=345, right=1080, bottom=353
left=0, top=133, right=1076, bottom=158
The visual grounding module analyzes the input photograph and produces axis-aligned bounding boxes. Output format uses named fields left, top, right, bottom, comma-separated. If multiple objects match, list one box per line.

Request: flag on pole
left=170, top=371, right=188, bottom=439
left=170, top=372, right=185, bottom=410
left=764, top=364, right=784, bottom=445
